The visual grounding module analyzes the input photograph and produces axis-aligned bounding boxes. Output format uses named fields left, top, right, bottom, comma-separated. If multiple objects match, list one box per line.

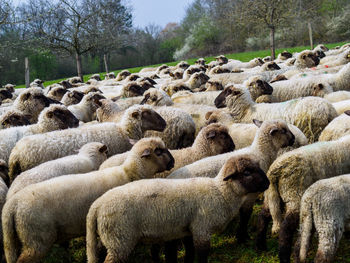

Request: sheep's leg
left=164, top=240, right=178, bottom=263
left=236, top=204, right=253, bottom=243
left=193, top=237, right=210, bottom=263
left=314, top=222, right=343, bottom=263
left=150, top=244, right=161, bottom=262
left=183, top=236, right=195, bottom=263
left=256, top=204, right=272, bottom=250
left=17, top=247, right=49, bottom=263
left=278, top=212, right=299, bottom=263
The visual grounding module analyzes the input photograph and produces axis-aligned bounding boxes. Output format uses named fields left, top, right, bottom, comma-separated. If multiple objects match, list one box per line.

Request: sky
left=128, top=0, right=194, bottom=28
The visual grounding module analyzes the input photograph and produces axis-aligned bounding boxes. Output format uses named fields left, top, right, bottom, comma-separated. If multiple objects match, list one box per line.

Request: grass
left=15, top=41, right=349, bottom=89
left=42, top=203, right=350, bottom=262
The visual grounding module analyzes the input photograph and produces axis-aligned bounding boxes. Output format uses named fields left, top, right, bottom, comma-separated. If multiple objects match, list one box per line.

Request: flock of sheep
left=0, top=42, right=349, bottom=263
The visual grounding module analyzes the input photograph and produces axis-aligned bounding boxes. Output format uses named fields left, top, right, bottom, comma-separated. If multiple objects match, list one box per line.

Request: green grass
left=42, top=203, right=350, bottom=263
left=15, top=41, right=349, bottom=89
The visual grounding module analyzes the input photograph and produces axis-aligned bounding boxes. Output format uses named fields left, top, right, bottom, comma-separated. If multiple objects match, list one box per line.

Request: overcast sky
left=128, top=0, right=194, bottom=28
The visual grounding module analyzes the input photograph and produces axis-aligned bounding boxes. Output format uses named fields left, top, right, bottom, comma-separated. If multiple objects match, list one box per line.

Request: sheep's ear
left=141, top=148, right=151, bottom=158
left=223, top=171, right=238, bottom=181
left=317, top=83, right=324, bottom=90
left=344, top=110, right=350, bottom=116
left=205, top=111, right=214, bottom=120
left=206, top=130, right=216, bottom=139
left=269, top=127, right=279, bottom=136
left=99, top=145, right=107, bottom=153
left=253, top=119, right=263, bottom=127
left=46, top=111, right=54, bottom=118
left=128, top=138, right=138, bottom=145
left=131, top=111, right=140, bottom=119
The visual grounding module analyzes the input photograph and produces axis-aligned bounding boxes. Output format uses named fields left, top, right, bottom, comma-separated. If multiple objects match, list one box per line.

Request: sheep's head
left=60, top=80, right=73, bottom=89
left=84, top=86, right=102, bottom=94
left=279, top=51, right=293, bottom=60
left=214, top=85, right=248, bottom=108
left=127, top=137, right=174, bottom=176
left=195, top=58, right=206, bottom=65
left=263, top=56, right=271, bottom=62
left=116, top=70, right=131, bottom=81
left=189, top=72, right=209, bottom=88
left=177, top=61, right=190, bottom=69
left=198, top=123, right=235, bottom=155
left=344, top=50, right=350, bottom=62
left=315, top=50, right=326, bottom=59
left=205, top=110, right=233, bottom=125
left=140, top=88, right=171, bottom=106
left=297, top=50, right=320, bottom=68
left=311, top=83, right=331, bottom=97
left=126, top=74, right=140, bottom=82
left=210, top=66, right=231, bottom=74
left=138, top=79, right=154, bottom=90
left=122, top=82, right=146, bottom=97
left=0, top=89, right=12, bottom=101
left=315, top=44, right=329, bottom=52
left=263, top=62, right=281, bottom=71
left=205, top=80, right=224, bottom=91
left=105, top=72, right=116, bottom=80
left=253, top=57, right=265, bottom=66
left=149, top=74, right=160, bottom=79
left=0, top=110, right=31, bottom=129
left=170, top=69, right=184, bottom=80
left=61, top=90, right=84, bottom=106
left=245, top=77, right=273, bottom=100
left=215, top=55, right=228, bottom=64
left=90, top=74, right=101, bottom=81
left=84, top=92, right=106, bottom=109
left=3, top=84, right=15, bottom=93
left=270, top=75, right=288, bottom=83
left=253, top=119, right=295, bottom=149
left=41, top=104, right=79, bottom=130
left=220, top=155, right=269, bottom=194
left=47, top=87, right=68, bottom=101
left=163, top=83, right=192, bottom=96
left=156, top=64, right=169, bottom=73
left=79, top=142, right=108, bottom=163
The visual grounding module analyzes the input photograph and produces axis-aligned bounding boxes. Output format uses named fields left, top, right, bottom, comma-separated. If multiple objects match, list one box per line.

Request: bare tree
left=0, top=0, right=12, bottom=26
left=241, top=0, right=295, bottom=59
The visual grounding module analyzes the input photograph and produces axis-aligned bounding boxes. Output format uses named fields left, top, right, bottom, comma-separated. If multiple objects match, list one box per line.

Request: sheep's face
left=221, top=155, right=269, bottom=193
left=132, top=107, right=166, bottom=132
left=280, top=51, right=293, bottom=60
left=164, top=84, right=191, bottom=96
left=253, top=58, right=265, bottom=66
left=90, top=74, right=101, bottom=81
left=170, top=70, right=183, bottom=80
left=48, top=87, right=68, bottom=101
left=60, top=80, right=73, bottom=89
left=214, top=85, right=246, bottom=108
left=0, top=160, right=9, bottom=187
left=189, top=72, right=209, bottom=87
left=149, top=74, right=160, bottom=79
left=138, top=80, right=154, bottom=90
left=315, top=50, right=326, bottom=59
left=246, top=78, right=273, bottom=99
left=105, top=73, right=116, bottom=80
left=312, top=83, right=331, bottom=97
left=177, top=61, right=190, bottom=69
left=205, top=110, right=232, bottom=125
left=124, top=83, right=146, bottom=97
left=202, top=123, right=235, bottom=154
left=205, top=81, right=224, bottom=91
left=116, top=70, right=131, bottom=81
left=299, top=51, right=320, bottom=68
left=4, top=84, right=15, bottom=93
left=211, top=66, right=231, bottom=74
left=195, top=58, right=206, bottom=65
left=140, top=90, right=162, bottom=106
left=80, top=142, right=108, bottom=163
left=270, top=74, right=288, bottom=83
left=216, top=55, right=228, bottom=64
left=20, top=90, right=60, bottom=110
left=0, top=112, right=30, bottom=129
left=157, top=65, right=169, bottom=73
left=45, top=106, right=79, bottom=129
left=84, top=86, right=102, bottom=94
left=86, top=93, right=106, bottom=109
left=254, top=119, right=295, bottom=149
left=264, top=62, right=281, bottom=71
left=62, top=90, right=84, bottom=106
left=127, top=74, right=140, bottom=82
left=133, top=138, right=175, bottom=174
left=0, top=89, right=12, bottom=101
left=263, top=56, right=271, bottom=62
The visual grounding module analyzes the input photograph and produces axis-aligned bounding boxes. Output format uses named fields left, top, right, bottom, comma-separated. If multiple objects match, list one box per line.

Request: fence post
left=25, top=57, right=30, bottom=88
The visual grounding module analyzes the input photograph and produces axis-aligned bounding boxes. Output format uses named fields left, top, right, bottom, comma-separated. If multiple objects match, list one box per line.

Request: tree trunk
left=25, top=57, right=30, bottom=88
left=270, top=27, right=276, bottom=60
left=308, top=21, right=313, bottom=50
left=75, top=52, right=83, bottom=82
left=103, top=53, right=109, bottom=74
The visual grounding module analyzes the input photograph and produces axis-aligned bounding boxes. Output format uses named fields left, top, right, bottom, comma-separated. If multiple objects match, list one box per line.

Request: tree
left=241, top=0, right=295, bottom=59
left=0, top=0, right=12, bottom=26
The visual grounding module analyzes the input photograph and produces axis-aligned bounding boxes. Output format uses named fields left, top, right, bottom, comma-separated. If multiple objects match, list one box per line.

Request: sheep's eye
left=243, top=170, right=251, bottom=176
left=154, top=148, right=163, bottom=156
left=281, top=128, right=287, bottom=134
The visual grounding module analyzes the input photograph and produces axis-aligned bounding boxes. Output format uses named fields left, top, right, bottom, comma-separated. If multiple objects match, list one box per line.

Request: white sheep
left=8, top=105, right=166, bottom=178
left=318, top=111, right=350, bottom=141
left=2, top=137, right=174, bottom=263
left=324, top=90, right=350, bottom=102
left=60, top=90, right=84, bottom=106
left=86, top=155, right=269, bottom=263
left=332, top=99, right=350, bottom=115
left=68, top=92, right=105, bottom=122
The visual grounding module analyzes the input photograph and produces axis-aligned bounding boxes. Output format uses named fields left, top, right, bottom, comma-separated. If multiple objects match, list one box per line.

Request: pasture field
left=15, top=41, right=348, bottom=89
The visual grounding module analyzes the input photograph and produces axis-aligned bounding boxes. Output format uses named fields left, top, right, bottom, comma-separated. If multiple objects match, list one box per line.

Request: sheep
left=0, top=104, right=79, bottom=165
left=104, top=72, right=116, bottom=80
left=3, top=84, right=15, bottom=93
left=82, top=86, right=102, bottom=94
left=318, top=111, right=350, bottom=141
left=29, top=79, right=45, bottom=89
left=2, top=137, right=174, bottom=263
left=332, top=99, right=350, bottom=115
left=214, top=84, right=337, bottom=142
left=46, top=86, right=68, bottom=101
left=222, top=57, right=264, bottom=71
left=205, top=110, right=308, bottom=152
left=140, top=88, right=173, bottom=106
left=68, top=76, right=83, bottom=84
left=86, top=155, right=269, bottom=263
left=168, top=119, right=295, bottom=243
left=171, top=90, right=220, bottom=106
left=296, top=174, right=350, bottom=263
left=320, top=48, right=350, bottom=67
left=204, top=80, right=224, bottom=91
left=256, top=134, right=350, bottom=263
left=324, top=90, right=350, bottom=102
left=195, top=57, right=206, bottom=65
left=95, top=99, right=121, bottom=122
left=119, top=82, right=146, bottom=98
left=0, top=110, right=30, bottom=129
left=116, top=70, right=131, bottom=81
left=100, top=123, right=235, bottom=177
left=0, top=174, right=8, bottom=258
left=90, top=74, right=101, bottom=81
left=5, top=88, right=59, bottom=124
left=183, top=65, right=206, bottom=80
left=60, top=90, right=84, bottom=106
left=161, top=81, right=193, bottom=96
left=274, top=51, right=293, bottom=63
left=8, top=105, right=166, bottom=177
left=7, top=142, right=108, bottom=199
left=68, top=92, right=105, bottom=122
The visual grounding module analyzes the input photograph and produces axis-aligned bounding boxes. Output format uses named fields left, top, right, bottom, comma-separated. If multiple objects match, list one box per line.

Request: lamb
left=256, top=135, right=350, bottom=263
left=100, top=123, right=235, bottom=177
left=2, top=137, right=174, bottom=263
left=168, top=119, right=294, bottom=243
left=8, top=105, right=166, bottom=177
left=318, top=111, right=350, bottom=141
left=46, top=86, right=68, bottom=101
left=0, top=110, right=30, bottom=129
left=68, top=92, right=106, bottom=122
left=86, top=155, right=269, bottom=263
left=205, top=110, right=308, bottom=152
left=7, top=142, right=108, bottom=199
left=296, top=174, right=350, bottom=263
left=0, top=104, right=79, bottom=164
left=215, top=84, right=337, bottom=142
left=60, top=90, right=84, bottom=106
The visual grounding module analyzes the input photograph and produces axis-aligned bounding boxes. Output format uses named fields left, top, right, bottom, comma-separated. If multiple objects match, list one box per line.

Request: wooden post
left=308, top=21, right=313, bottom=50
left=25, top=57, right=30, bottom=88
left=104, top=54, right=109, bottom=74
left=270, top=26, right=276, bottom=60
